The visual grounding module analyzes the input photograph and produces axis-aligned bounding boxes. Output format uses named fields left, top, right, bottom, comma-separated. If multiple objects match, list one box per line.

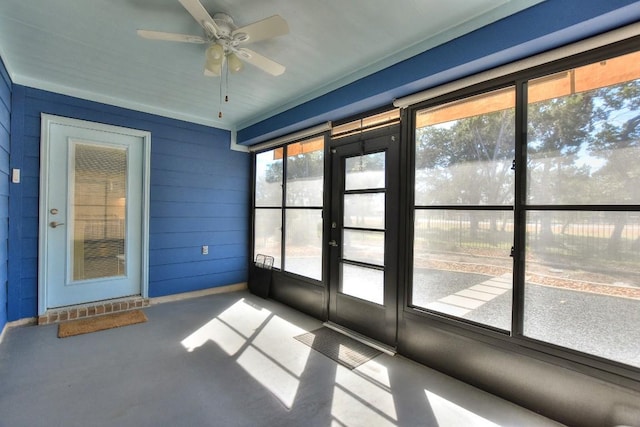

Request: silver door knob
left=328, top=240, right=338, bottom=247
left=50, top=221, right=65, bottom=228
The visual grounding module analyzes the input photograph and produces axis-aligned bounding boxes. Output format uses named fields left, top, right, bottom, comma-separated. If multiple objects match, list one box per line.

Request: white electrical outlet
left=201, top=245, right=208, bottom=255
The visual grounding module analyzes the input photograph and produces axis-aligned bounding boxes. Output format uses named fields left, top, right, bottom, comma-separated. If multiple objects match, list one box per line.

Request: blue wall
left=8, top=86, right=249, bottom=321
left=0, top=57, right=10, bottom=331
left=237, top=0, right=640, bottom=145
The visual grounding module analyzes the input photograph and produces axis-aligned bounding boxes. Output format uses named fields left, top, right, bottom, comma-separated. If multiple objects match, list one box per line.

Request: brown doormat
left=58, top=310, right=147, bottom=338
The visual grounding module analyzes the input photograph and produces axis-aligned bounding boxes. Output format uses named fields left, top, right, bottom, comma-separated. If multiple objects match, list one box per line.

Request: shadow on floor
left=0, top=290, right=562, bottom=426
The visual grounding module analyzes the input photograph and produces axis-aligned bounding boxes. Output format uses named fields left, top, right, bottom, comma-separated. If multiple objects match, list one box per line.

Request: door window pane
left=527, top=50, right=640, bottom=205
left=285, top=209, right=322, bottom=280
left=344, top=193, right=385, bottom=229
left=254, top=209, right=282, bottom=269
left=255, top=149, right=283, bottom=207
left=72, top=143, right=127, bottom=281
left=412, top=209, right=513, bottom=330
left=524, top=211, right=640, bottom=368
left=341, top=263, right=384, bottom=305
left=343, top=229, right=385, bottom=266
left=345, top=152, right=385, bottom=191
left=286, top=137, right=324, bottom=207
left=415, top=88, right=515, bottom=206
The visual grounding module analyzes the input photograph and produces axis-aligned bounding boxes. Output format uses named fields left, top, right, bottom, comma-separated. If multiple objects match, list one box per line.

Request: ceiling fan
left=137, top=0, right=289, bottom=77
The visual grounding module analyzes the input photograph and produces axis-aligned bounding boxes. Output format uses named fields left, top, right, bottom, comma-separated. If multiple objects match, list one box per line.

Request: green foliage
left=415, top=109, right=515, bottom=205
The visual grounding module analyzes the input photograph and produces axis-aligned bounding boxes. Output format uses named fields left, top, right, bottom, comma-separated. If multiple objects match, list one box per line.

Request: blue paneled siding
left=8, top=86, right=249, bottom=320
left=0, top=57, right=10, bottom=330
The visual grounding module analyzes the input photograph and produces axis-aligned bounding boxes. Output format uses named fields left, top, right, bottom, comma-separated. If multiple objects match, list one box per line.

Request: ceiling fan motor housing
left=212, top=13, right=236, bottom=37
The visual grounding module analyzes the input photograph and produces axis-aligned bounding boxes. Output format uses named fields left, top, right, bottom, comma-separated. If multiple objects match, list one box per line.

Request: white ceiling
left=0, top=0, right=544, bottom=132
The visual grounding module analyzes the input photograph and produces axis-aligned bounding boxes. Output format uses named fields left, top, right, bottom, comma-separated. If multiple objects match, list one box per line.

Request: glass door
left=328, top=126, right=400, bottom=346
left=42, top=117, right=144, bottom=309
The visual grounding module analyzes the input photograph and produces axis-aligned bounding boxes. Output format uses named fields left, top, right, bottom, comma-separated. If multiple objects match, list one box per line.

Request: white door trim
left=38, top=114, right=151, bottom=315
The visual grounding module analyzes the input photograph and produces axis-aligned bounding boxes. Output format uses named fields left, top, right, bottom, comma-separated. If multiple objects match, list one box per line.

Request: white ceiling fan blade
left=232, top=15, right=289, bottom=44
left=237, top=48, right=285, bottom=76
left=137, top=30, right=206, bottom=44
left=178, top=0, right=220, bottom=37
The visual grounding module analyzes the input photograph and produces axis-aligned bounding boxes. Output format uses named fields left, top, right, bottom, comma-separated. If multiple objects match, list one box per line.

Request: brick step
left=38, top=296, right=149, bottom=325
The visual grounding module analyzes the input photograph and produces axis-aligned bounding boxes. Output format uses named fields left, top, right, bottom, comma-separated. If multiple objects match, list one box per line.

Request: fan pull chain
left=218, top=58, right=231, bottom=118
left=218, top=67, right=223, bottom=118
left=218, top=61, right=225, bottom=118
left=225, top=62, right=230, bottom=103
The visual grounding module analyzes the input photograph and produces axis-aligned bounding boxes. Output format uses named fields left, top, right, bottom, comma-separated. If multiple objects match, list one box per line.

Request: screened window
left=413, top=87, right=516, bottom=331
left=410, top=46, right=640, bottom=371
left=254, top=148, right=283, bottom=268
left=523, top=50, right=640, bottom=368
left=253, top=137, right=325, bottom=280
left=284, top=138, right=324, bottom=280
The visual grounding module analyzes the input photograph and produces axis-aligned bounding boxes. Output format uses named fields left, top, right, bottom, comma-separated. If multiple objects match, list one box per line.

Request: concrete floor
left=0, top=291, right=563, bottom=427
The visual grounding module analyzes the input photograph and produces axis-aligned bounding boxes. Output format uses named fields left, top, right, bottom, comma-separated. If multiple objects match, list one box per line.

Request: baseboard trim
left=149, top=282, right=247, bottom=305
left=0, top=283, right=248, bottom=340
left=0, top=317, right=37, bottom=345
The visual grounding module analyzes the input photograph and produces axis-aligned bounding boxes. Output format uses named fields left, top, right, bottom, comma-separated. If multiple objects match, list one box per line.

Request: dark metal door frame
left=327, top=125, right=400, bottom=346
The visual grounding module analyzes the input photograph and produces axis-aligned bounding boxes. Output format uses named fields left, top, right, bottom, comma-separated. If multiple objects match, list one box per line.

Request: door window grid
left=338, top=151, right=388, bottom=304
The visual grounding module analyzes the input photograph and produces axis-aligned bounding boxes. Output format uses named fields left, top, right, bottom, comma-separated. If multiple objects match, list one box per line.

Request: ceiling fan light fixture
left=227, top=52, right=244, bottom=73
left=206, top=43, right=224, bottom=62
left=205, top=58, right=222, bottom=76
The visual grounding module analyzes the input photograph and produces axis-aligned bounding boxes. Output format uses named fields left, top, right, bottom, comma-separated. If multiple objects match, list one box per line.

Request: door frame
left=38, top=114, right=151, bottom=315
left=327, top=125, right=401, bottom=346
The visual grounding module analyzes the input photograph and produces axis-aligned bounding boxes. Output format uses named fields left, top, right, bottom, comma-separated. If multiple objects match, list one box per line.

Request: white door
left=39, top=115, right=150, bottom=311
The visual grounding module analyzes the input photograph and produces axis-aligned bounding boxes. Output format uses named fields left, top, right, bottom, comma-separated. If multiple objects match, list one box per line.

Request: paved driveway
left=413, top=268, right=640, bottom=368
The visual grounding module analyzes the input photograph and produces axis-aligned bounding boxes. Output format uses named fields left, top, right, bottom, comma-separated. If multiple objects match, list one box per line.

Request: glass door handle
left=328, top=240, right=338, bottom=247
left=49, top=221, right=65, bottom=228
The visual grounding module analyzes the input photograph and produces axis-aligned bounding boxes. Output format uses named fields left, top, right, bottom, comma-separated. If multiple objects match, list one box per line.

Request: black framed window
left=523, top=50, right=640, bottom=368
left=410, top=44, right=640, bottom=372
left=412, top=87, right=516, bottom=331
left=254, top=148, right=283, bottom=268
left=253, top=137, right=325, bottom=281
left=284, top=138, right=324, bottom=280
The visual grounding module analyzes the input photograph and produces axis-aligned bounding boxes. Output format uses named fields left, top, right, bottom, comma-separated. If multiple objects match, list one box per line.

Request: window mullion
left=512, top=79, right=528, bottom=337
left=281, top=145, right=287, bottom=271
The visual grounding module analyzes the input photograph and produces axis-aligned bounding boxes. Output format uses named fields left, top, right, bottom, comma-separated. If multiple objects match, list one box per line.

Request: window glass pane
left=72, top=143, right=127, bottom=280
left=527, top=50, right=640, bottom=205
left=285, top=209, right=322, bottom=280
left=341, top=263, right=384, bottom=305
left=415, top=87, right=515, bottom=206
left=412, top=209, right=513, bottom=330
left=255, top=149, right=283, bottom=207
left=254, top=209, right=281, bottom=269
left=343, top=229, right=384, bottom=266
left=524, top=211, right=640, bottom=368
left=286, top=137, right=324, bottom=207
left=345, top=152, right=385, bottom=191
left=344, top=193, right=385, bottom=229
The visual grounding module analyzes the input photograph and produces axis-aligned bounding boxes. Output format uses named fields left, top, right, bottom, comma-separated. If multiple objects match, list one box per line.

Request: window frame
left=252, top=134, right=328, bottom=284
left=405, top=35, right=640, bottom=384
